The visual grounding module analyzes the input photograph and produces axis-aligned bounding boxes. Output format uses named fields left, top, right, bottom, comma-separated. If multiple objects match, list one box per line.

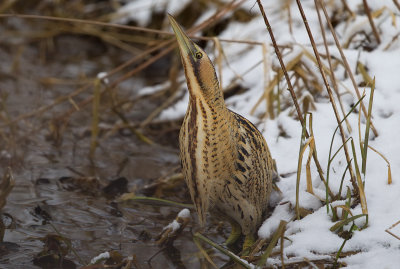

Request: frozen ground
left=122, top=0, right=400, bottom=267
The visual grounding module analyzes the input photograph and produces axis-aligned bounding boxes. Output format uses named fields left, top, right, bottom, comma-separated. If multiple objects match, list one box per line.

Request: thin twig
left=280, top=222, right=286, bottom=269
left=340, top=0, right=355, bottom=17
left=394, top=0, right=400, bottom=11
left=317, top=0, right=378, bottom=137
left=0, top=84, right=91, bottom=129
left=0, top=0, right=251, bottom=129
left=256, top=0, right=334, bottom=198
left=0, top=13, right=263, bottom=46
left=362, top=0, right=381, bottom=44
left=295, top=0, right=358, bottom=197
left=385, top=220, right=400, bottom=240
left=194, top=233, right=253, bottom=269
left=58, top=0, right=247, bottom=121
left=257, top=220, right=287, bottom=266
left=315, top=0, right=351, bottom=133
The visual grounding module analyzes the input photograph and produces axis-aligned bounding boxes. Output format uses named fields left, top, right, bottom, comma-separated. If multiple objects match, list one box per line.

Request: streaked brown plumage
left=168, top=15, right=274, bottom=247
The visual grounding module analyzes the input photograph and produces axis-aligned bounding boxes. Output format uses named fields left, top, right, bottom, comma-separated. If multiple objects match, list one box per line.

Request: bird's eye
left=195, top=52, right=203, bottom=59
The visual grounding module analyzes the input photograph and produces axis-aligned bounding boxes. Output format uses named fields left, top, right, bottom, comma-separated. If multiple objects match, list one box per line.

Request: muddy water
left=1, top=140, right=207, bottom=269
left=0, top=19, right=228, bottom=269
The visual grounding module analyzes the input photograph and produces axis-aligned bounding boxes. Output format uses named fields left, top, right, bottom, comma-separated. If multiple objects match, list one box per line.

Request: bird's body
left=169, top=15, right=274, bottom=246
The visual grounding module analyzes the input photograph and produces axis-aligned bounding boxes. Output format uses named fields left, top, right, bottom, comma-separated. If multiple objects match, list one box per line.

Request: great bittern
left=168, top=15, right=274, bottom=250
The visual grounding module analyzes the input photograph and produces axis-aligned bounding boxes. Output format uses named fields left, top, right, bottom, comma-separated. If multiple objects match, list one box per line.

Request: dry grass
left=0, top=0, right=394, bottom=268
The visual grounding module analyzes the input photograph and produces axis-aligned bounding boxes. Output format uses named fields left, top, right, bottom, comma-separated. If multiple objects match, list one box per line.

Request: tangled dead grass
left=0, top=0, right=398, bottom=268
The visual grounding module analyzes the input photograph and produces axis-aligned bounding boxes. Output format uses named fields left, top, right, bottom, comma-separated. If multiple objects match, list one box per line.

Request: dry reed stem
left=192, top=238, right=218, bottom=269
left=194, top=233, right=252, bottom=269
left=256, top=0, right=334, bottom=198
left=340, top=0, right=355, bottom=17
left=63, top=0, right=246, bottom=119
left=306, top=114, right=316, bottom=194
left=367, top=145, right=392, bottom=184
left=0, top=13, right=281, bottom=47
left=303, top=258, right=319, bottom=269
left=296, top=136, right=315, bottom=219
left=334, top=205, right=354, bottom=218
left=138, top=2, right=247, bottom=128
left=256, top=1, right=303, bottom=122
left=306, top=148, right=314, bottom=194
left=54, top=0, right=246, bottom=125
left=0, top=84, right=91, bottom=129
left=280, top=224, right=286, bottom=269
left=394, top=0, right=400, bottom=11
left=0, top=1, right=256, bottom=129
left=295, top=0, right=358, bottom=198
left=317, top=0, right=378, bottom=137
left=385, top=220, right=400, bottom=240
left=0, top=14, right=170, bottom=35
left=280, top=257, right=346, bottom=268
left=156, top=210, right=191, bottom=247
left=109, top=107, right=153, bottom=145
left=139, top=87, right=182, bottom=128
left=262, top=43, right=273, bottom=118
left=257, top=220, right=287, bottom=266
left=285, top=0, right=293, bottom=36
left=350, top=138, right=368, bottom=215
left=212, top=37, right=244, bottom=88
left=89, top=79, right=101, bottom=158
left=0, top=1, right=273, bottom=141
left=362, top=0, right=381, bottom=44
left=315, top=0, right=352, bottom=133
left=357, top=62, right=373, bottom=85
left=361, top=78, right=375, bottom=175
left=213, top=37, right=224, bottom=90
left=251, top=51, right=303, bottom=116
left=384, top=33, right=400, bottom=51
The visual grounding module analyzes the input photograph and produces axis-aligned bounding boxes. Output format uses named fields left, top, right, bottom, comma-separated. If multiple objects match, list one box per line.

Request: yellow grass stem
left=350, top=139, right=368, bottom=216
left=194, top=233, right=252, bottom=269
left=257, top=220, right=287, bottom=267
left=333, top=205, right=354, bottom=219
left=362, top=77, right=375, bottom=175
left=357, top=62, right=373, bottom=85
left=193, top=236, right=218, bottom=269
left=296, top=0, right=360, bottom=204
left=257, top=0, right=332, bottom=198
left=306, top=113, right=316, bottom=194
left=250, top=52, right=303, bottom=115
left=316, top=0, right=378, bottom=137
left=338, top=163, right=351, bottom=198
left=296, top=115, right=315, bottom=219
left=330, top=214, right=367, bottom=232
left=326, top=95, right=365, bottom=211
left=367, top=145, right=393, bottom=184
left=118, top=194, right=193, bottom=209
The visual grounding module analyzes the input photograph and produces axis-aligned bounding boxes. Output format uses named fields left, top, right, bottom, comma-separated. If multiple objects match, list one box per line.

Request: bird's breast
left=180, top=98, right=235, bottom=193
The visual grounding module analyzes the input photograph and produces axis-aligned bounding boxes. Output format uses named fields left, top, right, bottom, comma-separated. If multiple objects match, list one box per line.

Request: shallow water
left=0, top=17, right=229, bottom=269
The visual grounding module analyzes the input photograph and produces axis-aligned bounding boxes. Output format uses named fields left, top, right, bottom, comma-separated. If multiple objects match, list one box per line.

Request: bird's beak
left=168, top=14, right=197, bottom=60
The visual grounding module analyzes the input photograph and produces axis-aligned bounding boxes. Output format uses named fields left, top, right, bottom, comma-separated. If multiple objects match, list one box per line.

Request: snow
left=164, top=219, right=180, bottom=232
left=116, top=0, right=400, bottom=267
left=97, top=71, right=109, bottom=84
left=177, top=208, right=190, bottom=219
left=163, top=209, right=191, bottom=233
left=113, top=0, right=191, bottom=25
left=90, top=251, right=110, bottom=264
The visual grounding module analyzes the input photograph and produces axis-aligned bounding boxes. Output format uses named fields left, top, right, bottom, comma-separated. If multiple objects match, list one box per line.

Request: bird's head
left=168, top=15, right=224, bottom=108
